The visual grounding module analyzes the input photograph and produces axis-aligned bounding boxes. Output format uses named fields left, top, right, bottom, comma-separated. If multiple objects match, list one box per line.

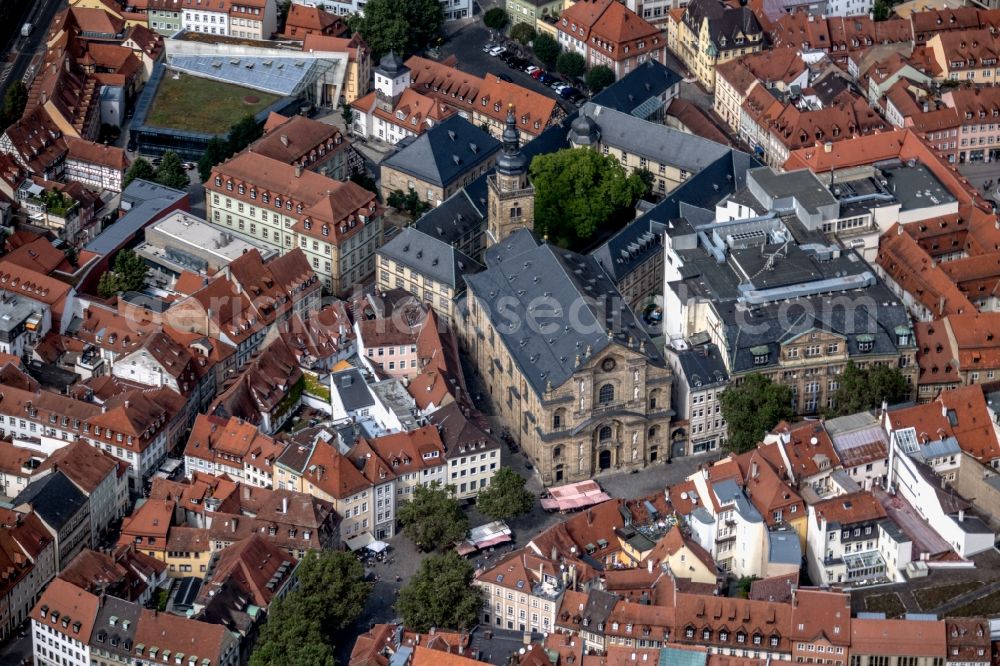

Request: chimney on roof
left=281, top=495, right=288, bottom=514
left=647, top=558, right=654, bottom=574
left=280, top=134, right=289, bottom=147
left=295, top=164, right=303, bottom=178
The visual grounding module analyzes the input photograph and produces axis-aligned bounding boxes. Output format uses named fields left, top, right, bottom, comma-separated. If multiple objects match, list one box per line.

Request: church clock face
left=601, top=358, right=616, bottom=372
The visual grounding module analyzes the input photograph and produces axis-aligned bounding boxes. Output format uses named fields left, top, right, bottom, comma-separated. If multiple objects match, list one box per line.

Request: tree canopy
left=483, top=7, right=509, bottom=30
left=828, top=361, right=910, bottom=416
left=248, top=550, right=369, bottom=666
left=510, top=22, right=536, bottom=45
left=123, top=158, right=156, bottom=188
left=397, top=482, right=468, bottom=551
left=153, top=151, right=189, bottom=189
left=197, top=115, right=262, bottom=182
left=397, top=552, right=483, bottom=632
left=556, top=51, right=586, bottom=79
left=585, top=65, right=615, bottom=94
left=348, top=0, right=444, bottom=58
left=388, top=188, right=431, bottom=218
left=475, top=468, right=534, bottom=521
left=529, top=148, right=648, bottom=247
left=719, top=373, right=794, bottom=453
left=532, top=33, right=560, bottom=67
left=0, top=81, right=28, bottom=131
left=97, top=249, right=149, bottom=298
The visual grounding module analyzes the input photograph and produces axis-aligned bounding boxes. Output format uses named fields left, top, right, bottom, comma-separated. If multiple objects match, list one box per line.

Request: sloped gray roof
left=331, top=368, right=374, bottom=412
left=673, top=343, right=729, bottom=390
left=15, top=471, right=87, bottom=531
left=464, top=232, right=663, bottom=397
left=378, top=226, right=483, bottom=290
left=580, top=103, right=732, bottom=175
left=382, top=116, right=500, bottom=188
left=86, top=179, right=187, bottom=255
left=591, top=60, right=682, bottom=116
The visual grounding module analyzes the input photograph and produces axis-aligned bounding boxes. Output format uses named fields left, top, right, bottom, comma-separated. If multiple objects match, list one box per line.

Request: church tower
left=486, top=105, right=534, bottom=246
left=373, top=52, right=409, bottom=114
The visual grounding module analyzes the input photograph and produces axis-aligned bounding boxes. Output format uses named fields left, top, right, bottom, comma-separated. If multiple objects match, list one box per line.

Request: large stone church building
left=459, top=109, right=672, bottom=485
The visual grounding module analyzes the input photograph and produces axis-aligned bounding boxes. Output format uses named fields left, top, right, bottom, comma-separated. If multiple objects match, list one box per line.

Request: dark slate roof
left=14, top=470, right=87, bottom=531
left=85, top=179, right=187, bottom=255
left=331, top=368, right=374, bottom=412
left=683, top=0, right=764, bottom=52
left=92, top=595, right=140, bottom=656
left=711, top=277, right=911, bottom=374
left=484, top=227, right=542, bottom=267
left=464, top=230, right=663, bottom=397
left=382, top=116, right=500, bottom=188
left=673, top=343, right=729, bottom=390
left=378, top=227, right=483, bottom=290
left=580, top=103, right=732, bottom=174
left=590, top=216, right=666, bottom=283
left=414, top=175, right=488, bottom=247
left=590, top=60, right=682, bottom=115
left=644, top=149, right=761, bottom=223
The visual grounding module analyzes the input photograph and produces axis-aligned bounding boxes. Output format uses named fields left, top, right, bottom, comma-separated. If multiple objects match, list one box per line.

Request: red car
left=530, top=69, right=545, bottom=79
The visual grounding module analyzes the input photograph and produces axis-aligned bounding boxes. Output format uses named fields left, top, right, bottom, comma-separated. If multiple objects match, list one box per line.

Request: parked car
left=482, top=42, right=495, bottom=53
left=498, top=73, right=513, bottom=82
left=509, top=57, right=530, bottom=70
left=537, top=72, right=554, bottom=84
left=531, top=69, right=545, bottom=79
left=489, top=45, right=507, bottom=56
left=526, top=65, right=540, bottom=75
left=566, top=90, right=586, bottom=103
left=559, top=86, right=581, bottom=99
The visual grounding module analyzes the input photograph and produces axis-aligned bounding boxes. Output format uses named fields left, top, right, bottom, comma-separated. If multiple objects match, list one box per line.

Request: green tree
left=112, top=249, right=148, bottom=292
left=529, top=148, right=648, bottom=246
left=97, top=271, right=122, bottom=299
left=342, top=104, right=354, bottom=126
left=397, top=482, right=468, bottom=551
left=556, top=51, right=586, bottom=79
left=397, top=552, right=483, bottom=631
left=123, top=158, right=155, bottom=188
left=719, top=373, right=794, bottom=454
left=388, top=188, right=430, bottom=217
left=63, top=246, right=79, bottom=268
left=249, top=595, right=336, bottom=666
left=349, top=0, right=444, bottom=58
left=227, top=114, right=263, bottom=154
left=634, top=167, right=654, bottom=198
left=476, top=468, right=534, bottom=520
left=736, top=576, right=759, bottom=598
left=873, top=0, right=892, bottom=20
left=532, top=32, right=560, bottom=67
left=153, top=151, right=189, bottom=190
left=510, top=22, right=536, bottom=45
left=0, top=81, right=27, bottom=129
left=198, top=137, right=230, bottom=183
left=828, top=361, right=910, bottom=416
left=292, top=550, right=370, bottom=632
left=585, top=64, right=615, bottom=93
left=483, top=7, right=509, bottom=31
left=350, top=171, right=376, bottom=193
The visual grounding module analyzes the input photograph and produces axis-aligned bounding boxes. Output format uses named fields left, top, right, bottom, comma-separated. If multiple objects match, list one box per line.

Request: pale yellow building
left=667, top=0, right=764, bottom=92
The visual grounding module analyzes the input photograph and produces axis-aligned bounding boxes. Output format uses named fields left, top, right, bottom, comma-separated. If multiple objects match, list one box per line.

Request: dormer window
left=752, top=345, right=769, bottom=365
left=857, top=335, right=874, bottom=353
left=214, top=176, right=222, bottom=186
left=322, top=225, right=329, bottom=237
left=238, top=184, right=245, bottom=194
left=275, top=197, right=282, bottom=208
left=262, top=193, right=270, bottom=204
left=226, top=180, right=233, bottom=191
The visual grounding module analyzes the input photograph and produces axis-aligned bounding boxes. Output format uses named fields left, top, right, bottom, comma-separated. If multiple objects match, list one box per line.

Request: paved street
left=0, top=0, right=66, bottom=100
left=0, top=626, right=31, bottom=664
left=958, top=161, right=1000, bottom=206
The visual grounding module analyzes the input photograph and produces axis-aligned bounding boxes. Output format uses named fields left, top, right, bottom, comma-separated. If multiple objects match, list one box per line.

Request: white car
left=482, top=43, right=495, bottom=53
left=525, top=65, right=540, bottom=75
left=489, top=45, right=507, bottom=56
